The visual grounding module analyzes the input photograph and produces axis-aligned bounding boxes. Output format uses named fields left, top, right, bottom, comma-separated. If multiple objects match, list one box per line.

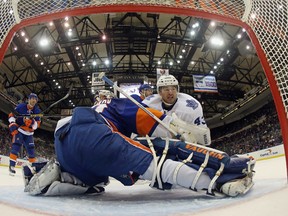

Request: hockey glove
left=8, top=113, right=16, bottom=124
left=9, top=123, right=19, bottom=136
left=24, top=117, right=38, bottom=129
left=170, top=113, right=211, bottom=146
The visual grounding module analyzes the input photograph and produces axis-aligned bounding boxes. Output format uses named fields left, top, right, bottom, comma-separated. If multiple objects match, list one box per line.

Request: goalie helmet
left=157, top=75, right=179, bottom=93
left=94, top=90, right=114, bottom=102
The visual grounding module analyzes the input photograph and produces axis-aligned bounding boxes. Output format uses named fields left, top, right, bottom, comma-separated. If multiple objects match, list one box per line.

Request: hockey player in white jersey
left=142, top=75, right=211, bottom=146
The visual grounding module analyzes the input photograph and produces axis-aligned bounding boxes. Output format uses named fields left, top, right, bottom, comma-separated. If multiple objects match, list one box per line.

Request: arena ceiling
left=0, top=12, right=269, bottom=122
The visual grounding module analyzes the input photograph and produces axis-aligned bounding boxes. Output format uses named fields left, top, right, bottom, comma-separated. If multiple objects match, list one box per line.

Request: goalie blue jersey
left=92, top=98, right=166, bottom=137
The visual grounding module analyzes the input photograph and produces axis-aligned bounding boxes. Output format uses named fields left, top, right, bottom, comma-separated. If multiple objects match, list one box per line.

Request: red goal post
left=0, top=1, right=287, bottom=174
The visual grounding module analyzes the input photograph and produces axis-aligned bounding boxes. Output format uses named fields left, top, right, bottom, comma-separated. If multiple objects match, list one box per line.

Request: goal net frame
left=0, top=1, right=287, bottom=175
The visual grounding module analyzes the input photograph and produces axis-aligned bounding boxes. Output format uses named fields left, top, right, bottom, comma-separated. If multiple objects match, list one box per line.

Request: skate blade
left=9, top=172, right=15, bottom=176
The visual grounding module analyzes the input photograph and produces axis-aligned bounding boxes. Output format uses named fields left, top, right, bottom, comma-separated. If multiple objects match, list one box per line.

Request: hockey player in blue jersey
left=23, top=98, right=255, bottom=197
left=8, top=93, right=41, bottom=175
left=131, top=84, right=153, bottom=102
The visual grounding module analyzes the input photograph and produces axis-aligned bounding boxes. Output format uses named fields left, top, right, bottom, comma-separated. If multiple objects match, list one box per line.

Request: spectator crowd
left=210, top=101, right=283, bottom=155
left=0, top=101, right=284, bottom=159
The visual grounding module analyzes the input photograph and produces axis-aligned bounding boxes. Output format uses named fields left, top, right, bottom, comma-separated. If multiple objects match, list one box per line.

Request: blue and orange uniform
left=55, top=98, right=167, bottom=186
left=54, top=98, right=250, bottom=188
left=8, top=93, right=41, bottom=175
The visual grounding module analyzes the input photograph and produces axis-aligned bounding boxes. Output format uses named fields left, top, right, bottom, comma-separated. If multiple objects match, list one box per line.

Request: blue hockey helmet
left=28, top=93, right=38, bottom=100
left=139, top=84, right=152, bottom=92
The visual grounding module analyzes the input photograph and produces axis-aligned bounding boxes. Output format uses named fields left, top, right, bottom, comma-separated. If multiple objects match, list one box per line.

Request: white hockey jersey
left=142, top=93, right=211, bottom=145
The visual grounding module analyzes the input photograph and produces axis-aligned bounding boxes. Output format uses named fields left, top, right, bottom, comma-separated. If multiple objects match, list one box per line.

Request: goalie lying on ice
left=23, top=107, right=255, bottom=197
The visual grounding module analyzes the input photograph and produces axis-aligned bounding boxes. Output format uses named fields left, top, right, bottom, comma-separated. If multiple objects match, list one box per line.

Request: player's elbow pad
left=32, top=120, right=38, bottom=130
left=8, top=113, right=16, bottom=123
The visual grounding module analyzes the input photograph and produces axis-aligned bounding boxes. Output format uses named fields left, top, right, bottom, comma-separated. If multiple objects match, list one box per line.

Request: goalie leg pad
left=219, top=173, right=254, bottom=197
left=224, top=155, right=256, bottom=174
left=44, top=181, right=104, bottom=196
left=25, top=160, right=61, bottom=195
left=22, top=161, right=48, bottom=187
left=140, top=156, right=172, bottom=190
left=44, top=181, right=87, bottom=196
left=61, top=172, right=85, bottom=185
left=162, top=159, right=212, bottom=190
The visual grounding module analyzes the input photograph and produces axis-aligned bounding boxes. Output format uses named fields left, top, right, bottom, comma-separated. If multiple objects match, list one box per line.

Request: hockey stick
left=98, top=72, right=179, bottom=137
left=15, top=83, right=73, bottom=118
left=41, top=83, right=73, bottom=114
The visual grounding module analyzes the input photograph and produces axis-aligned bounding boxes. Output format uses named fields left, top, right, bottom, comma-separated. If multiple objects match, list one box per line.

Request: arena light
left=210, top=21, right=216, bottom=27
left=39, top=38, right=49, bottom=47
left=210, top=36, right=224, bottom=46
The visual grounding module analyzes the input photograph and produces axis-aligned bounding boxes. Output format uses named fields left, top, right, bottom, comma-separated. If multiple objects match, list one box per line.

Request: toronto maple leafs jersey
left=142, top=93, right=207, bottom=127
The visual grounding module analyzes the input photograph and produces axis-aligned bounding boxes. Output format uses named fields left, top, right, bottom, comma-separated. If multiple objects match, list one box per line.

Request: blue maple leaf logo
left=186, top=99, right=198, bottom=110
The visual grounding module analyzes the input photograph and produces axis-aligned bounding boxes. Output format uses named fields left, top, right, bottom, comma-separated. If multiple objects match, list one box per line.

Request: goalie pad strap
left=156, top=137, right=169, bottom=189
left=172, top=152, right=193, bottom=184
left=144, top=135, right=172, bottom=190
left=145, top=135, right=158, bottom=188
left=190, top=152, right=209, bottom=191
left=207, top=162, right=225, bottom=195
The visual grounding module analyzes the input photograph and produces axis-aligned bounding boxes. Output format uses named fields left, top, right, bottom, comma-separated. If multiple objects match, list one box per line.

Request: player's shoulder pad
left=177, top=93, right=201, bottom=110
left=15, top=102, right=27, bottom=111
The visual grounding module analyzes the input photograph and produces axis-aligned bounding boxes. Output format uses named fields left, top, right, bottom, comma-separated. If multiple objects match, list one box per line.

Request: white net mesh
left=0, top=0, right=287, bottom=119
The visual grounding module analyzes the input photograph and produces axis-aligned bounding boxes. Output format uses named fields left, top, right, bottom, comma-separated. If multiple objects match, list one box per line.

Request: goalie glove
left=169, top=113, right=211, bottom=146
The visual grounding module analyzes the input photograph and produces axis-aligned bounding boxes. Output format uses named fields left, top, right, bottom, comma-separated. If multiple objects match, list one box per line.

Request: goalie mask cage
left=0, top=0, right=287, bottom=175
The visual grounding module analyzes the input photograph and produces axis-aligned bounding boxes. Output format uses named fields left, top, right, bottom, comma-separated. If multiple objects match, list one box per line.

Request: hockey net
left=0, top=0, right=287, bottom=171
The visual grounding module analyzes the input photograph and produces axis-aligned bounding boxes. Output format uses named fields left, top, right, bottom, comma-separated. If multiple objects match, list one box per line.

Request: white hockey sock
left=141, top=159, right=213, bottom=190
left=162, top=159, right=212, bottom=190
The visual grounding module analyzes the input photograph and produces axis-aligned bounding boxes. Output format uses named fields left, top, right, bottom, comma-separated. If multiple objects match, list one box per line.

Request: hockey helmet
left=28, top=93, right=38, bottom=101
left=96, top=90, right=114, bottom=99
left=157, top=75, right=179, bottom=93
left=139, top=84, right=152, bottom=93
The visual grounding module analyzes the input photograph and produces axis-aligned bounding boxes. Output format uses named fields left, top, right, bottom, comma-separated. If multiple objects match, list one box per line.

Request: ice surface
left=0, top=156, right=288, bottom=216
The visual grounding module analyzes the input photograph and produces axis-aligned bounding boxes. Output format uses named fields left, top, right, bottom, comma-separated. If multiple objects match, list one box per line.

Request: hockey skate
left=9, top=166, right=16, bottom=176
left=25, top=160, right=61, bottom=195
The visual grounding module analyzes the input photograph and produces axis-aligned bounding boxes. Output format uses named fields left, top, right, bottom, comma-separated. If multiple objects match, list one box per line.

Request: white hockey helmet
left=157, top=75, right=179, bottom=93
